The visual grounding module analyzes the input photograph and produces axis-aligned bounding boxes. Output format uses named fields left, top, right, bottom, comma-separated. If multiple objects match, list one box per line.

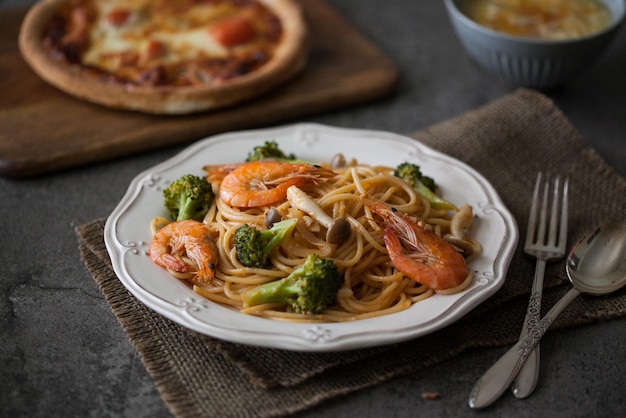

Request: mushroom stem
left=287, top=186, right=333, bottom=228
left=286, top=186, right=351, bottom=244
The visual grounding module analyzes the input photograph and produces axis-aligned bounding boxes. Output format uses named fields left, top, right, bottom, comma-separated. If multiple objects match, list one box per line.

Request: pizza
left=18, top=0, right=308, bottom=114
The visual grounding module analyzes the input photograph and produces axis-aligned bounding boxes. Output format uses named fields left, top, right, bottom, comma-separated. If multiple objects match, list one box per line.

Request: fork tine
left=547, top=175, right=561, bottom=246
left=546, top=175, right=569, bottom=250
left=537, top=173, right=551, bottom=245
left=525, top=172, right=542, bottom=247
left=557, top=177, right=569, bottom=252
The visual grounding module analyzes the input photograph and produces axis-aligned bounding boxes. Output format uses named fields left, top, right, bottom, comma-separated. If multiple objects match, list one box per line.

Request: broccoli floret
left=241, top=253, right=341, bottom=314
left=163, top=174, right=214, bottom=221
left=246, top=140, right=300, bottom=162
left=393, top=162, right=456, bottom=211
left=235, top=218, right=298, bottom=267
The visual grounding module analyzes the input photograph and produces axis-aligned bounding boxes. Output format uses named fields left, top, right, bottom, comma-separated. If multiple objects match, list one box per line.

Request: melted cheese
left=81, top=0, right=264, bottom=77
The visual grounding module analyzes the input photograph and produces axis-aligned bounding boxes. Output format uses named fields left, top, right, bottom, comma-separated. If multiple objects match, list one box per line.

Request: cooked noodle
left=150, top=158, right=481, bottom=322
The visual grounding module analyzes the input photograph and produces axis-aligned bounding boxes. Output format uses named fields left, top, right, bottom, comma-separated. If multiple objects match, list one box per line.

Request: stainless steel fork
left=511, top=172, right=569, bottom=398
left=468, top=172, right=569, bottom=409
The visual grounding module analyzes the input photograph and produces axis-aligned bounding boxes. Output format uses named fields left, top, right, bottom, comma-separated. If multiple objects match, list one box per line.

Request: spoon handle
left=468, top=287, right=581, bottom=409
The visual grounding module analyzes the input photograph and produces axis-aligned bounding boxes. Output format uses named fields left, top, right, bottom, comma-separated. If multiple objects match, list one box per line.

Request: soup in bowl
left=444, top=0, right=626, bottom=89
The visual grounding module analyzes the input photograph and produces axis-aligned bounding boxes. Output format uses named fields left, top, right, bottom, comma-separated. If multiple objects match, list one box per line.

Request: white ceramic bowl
left=444, top=0, right=626, bottom=89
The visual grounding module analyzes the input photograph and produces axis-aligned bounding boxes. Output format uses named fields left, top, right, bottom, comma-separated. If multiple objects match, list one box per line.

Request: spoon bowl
left=567, top=221, right=626, bottom=294
left=469, top=221, right=626, bottom=409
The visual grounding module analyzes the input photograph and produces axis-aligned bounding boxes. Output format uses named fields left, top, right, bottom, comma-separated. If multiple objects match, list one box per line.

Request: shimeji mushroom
left=286, top=186, right=351, bottom=245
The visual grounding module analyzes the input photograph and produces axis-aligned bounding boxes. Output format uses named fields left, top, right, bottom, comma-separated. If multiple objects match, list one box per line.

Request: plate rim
left=104, top=123, right=519, bottom=352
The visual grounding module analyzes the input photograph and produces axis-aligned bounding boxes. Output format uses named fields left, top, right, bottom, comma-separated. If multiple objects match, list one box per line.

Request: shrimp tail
left=203, top=163, right=243, bottom=184
left=151, top=252, right=189, bottom=272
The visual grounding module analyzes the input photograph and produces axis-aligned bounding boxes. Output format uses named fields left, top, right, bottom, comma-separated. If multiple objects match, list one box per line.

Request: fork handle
left=511, top=343, right=540, bottom=397
left=511, top=259, right=546, bottom=397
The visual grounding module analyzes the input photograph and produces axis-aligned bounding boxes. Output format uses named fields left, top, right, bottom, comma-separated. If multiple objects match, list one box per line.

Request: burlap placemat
left=76, top=89, right=626, bottom=418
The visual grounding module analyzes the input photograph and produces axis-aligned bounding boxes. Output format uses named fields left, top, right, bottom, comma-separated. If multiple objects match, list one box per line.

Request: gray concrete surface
left=1, top=1, right=625, bottom=417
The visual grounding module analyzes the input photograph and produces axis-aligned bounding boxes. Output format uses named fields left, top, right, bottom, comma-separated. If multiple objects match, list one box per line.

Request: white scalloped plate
left=104, top=124, right=518, bottom=352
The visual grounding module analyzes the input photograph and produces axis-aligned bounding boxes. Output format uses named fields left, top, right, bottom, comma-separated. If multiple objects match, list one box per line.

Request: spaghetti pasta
left=149, top=155, right=482, bottom=323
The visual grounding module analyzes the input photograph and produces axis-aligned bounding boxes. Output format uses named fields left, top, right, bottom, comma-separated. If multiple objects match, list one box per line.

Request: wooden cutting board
left=0, top=0, right=399, bottom=177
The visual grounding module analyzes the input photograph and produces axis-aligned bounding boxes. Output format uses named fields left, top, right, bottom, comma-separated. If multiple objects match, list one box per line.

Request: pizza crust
left=18, top=0, right=308, bottom=114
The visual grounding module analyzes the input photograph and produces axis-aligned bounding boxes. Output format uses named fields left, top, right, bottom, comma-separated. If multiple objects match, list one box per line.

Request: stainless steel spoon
left=468, top=221, right=626, bottom=409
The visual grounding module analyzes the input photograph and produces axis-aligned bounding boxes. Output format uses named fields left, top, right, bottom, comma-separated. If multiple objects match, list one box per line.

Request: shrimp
left=367, top=202, right=468, bottom=290
left=218, top=161, right=336, bottom=208
left=149, top=220, right=218, bottom=283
